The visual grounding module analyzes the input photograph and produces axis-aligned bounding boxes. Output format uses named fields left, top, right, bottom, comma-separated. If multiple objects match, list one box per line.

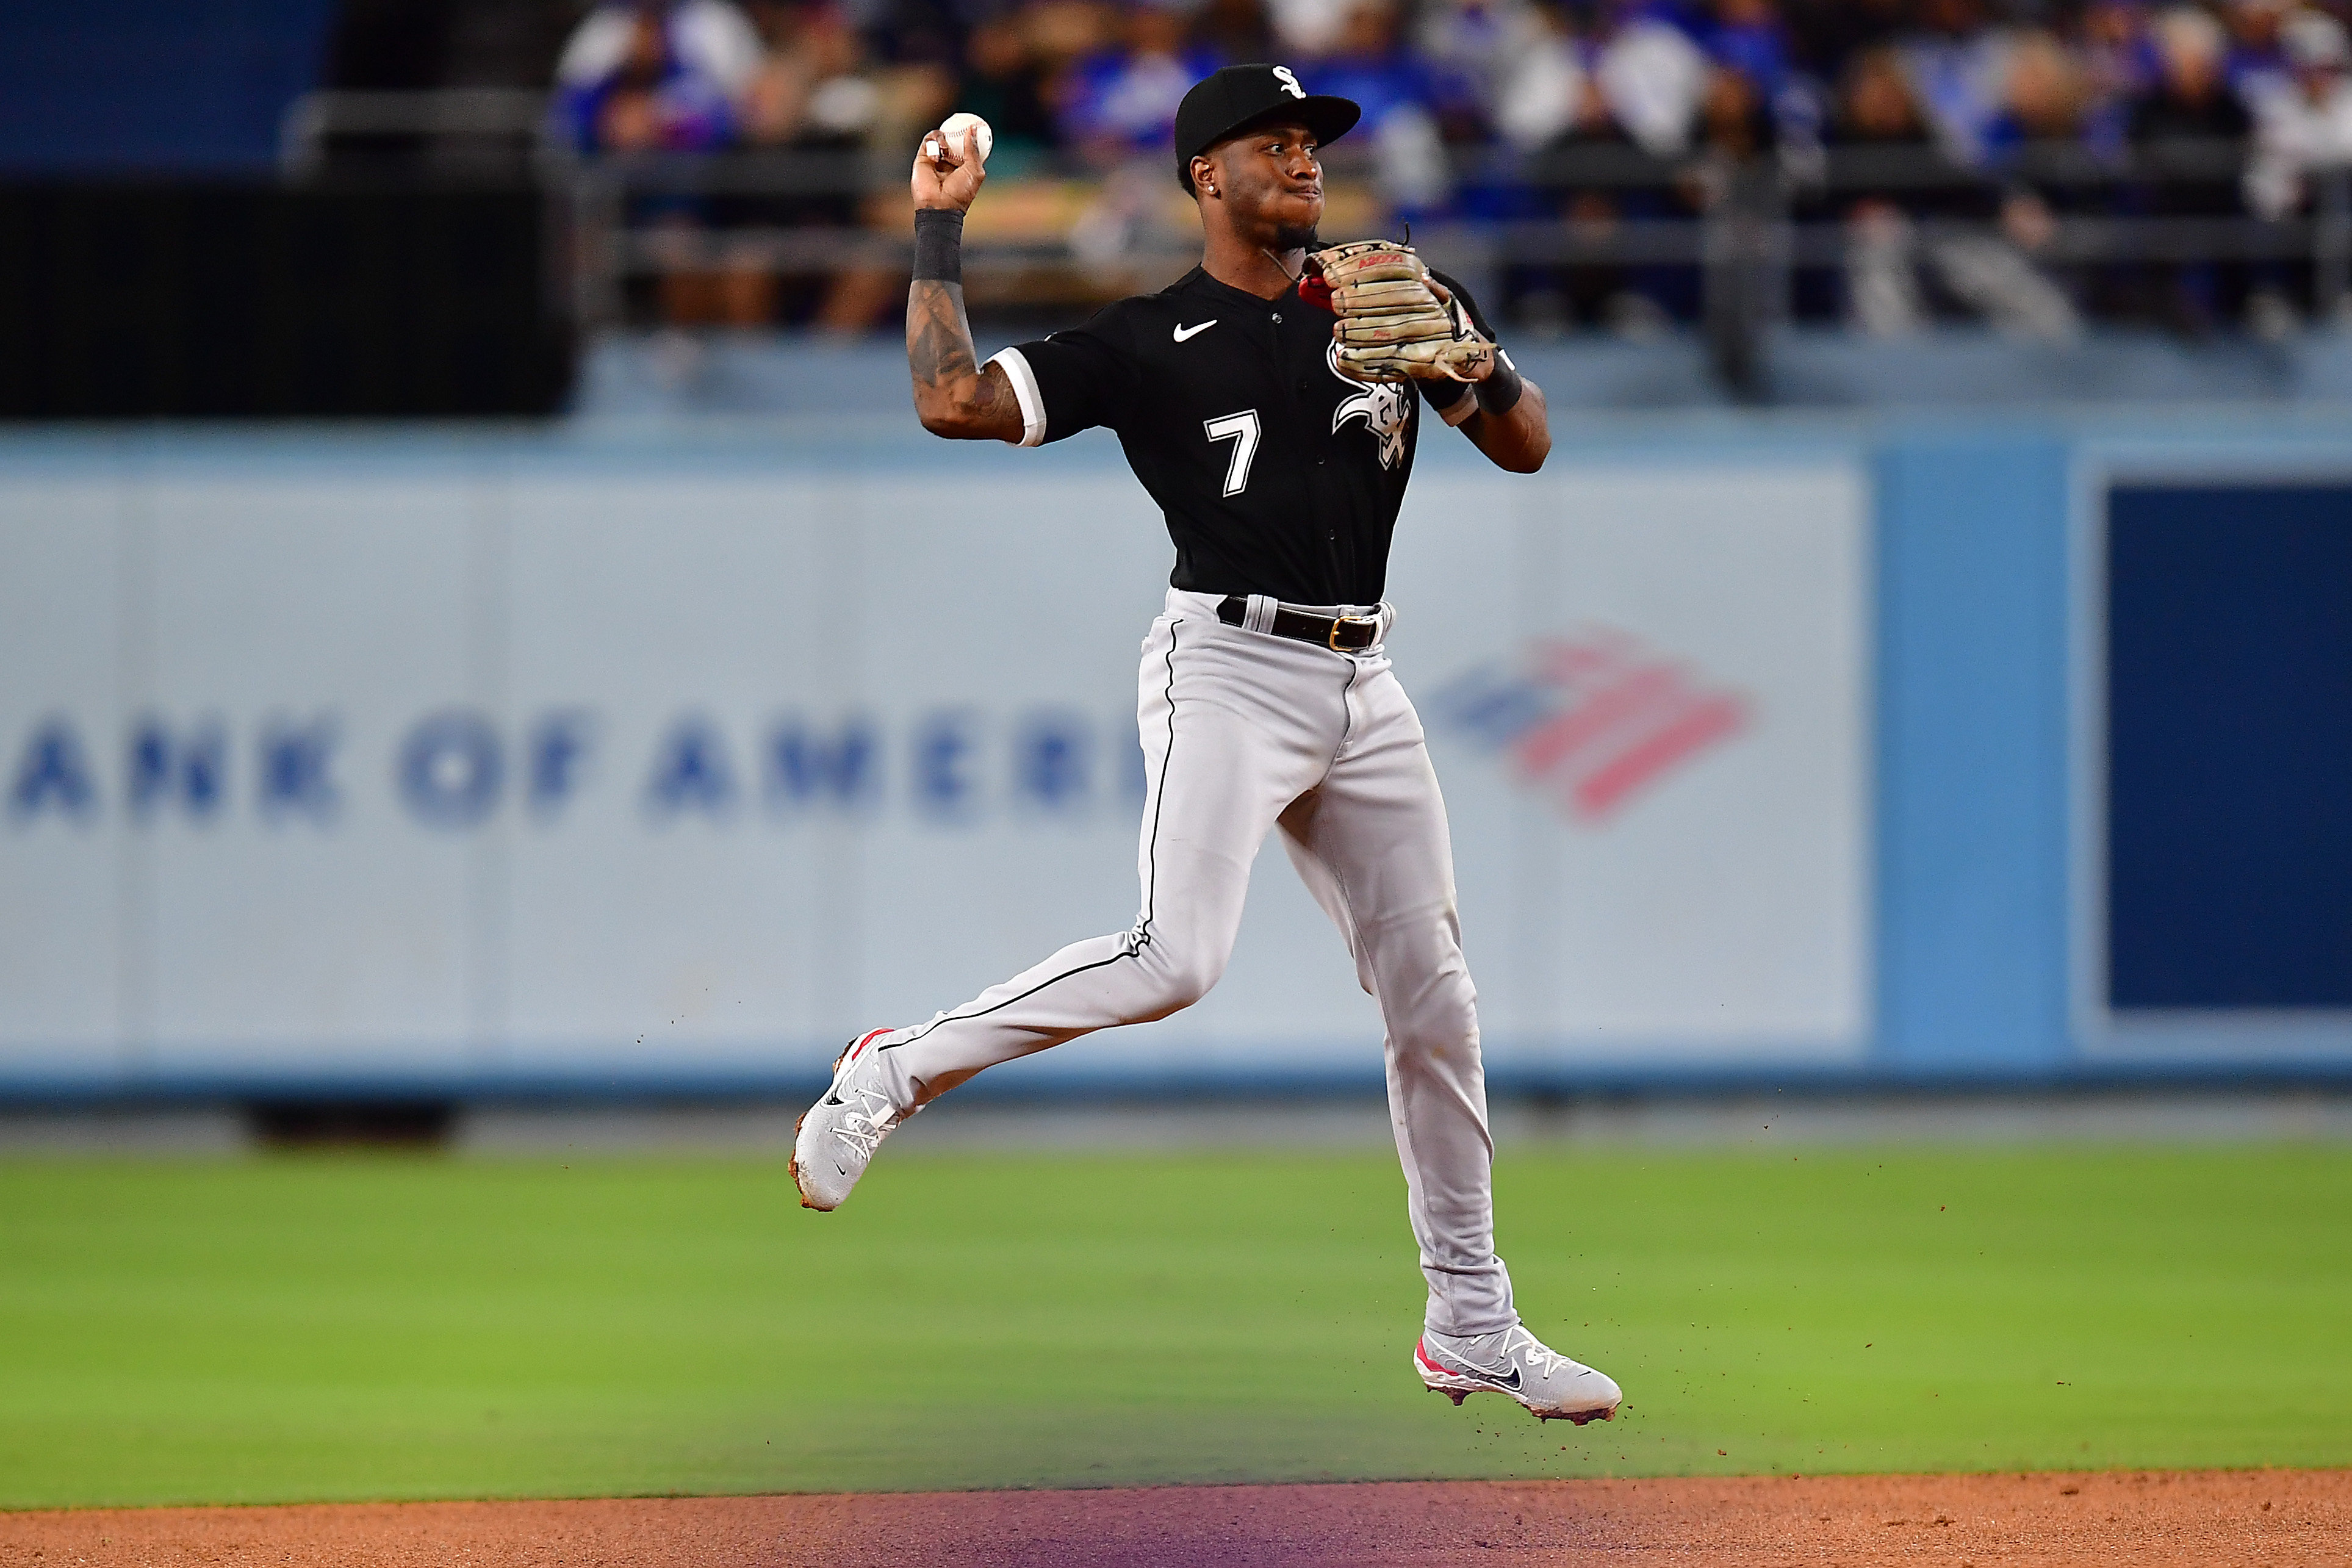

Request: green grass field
left=1, top=1144, right=2346, bottom=1509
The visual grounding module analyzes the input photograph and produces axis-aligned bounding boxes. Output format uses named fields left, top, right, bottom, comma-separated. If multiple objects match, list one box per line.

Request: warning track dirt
left=3, top=1470, right=2344, bottom=1567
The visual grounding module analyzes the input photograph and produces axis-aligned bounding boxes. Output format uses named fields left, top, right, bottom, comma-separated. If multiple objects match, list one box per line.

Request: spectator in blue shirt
left=1703, top=0, right=1791, bottom=101
left=1312, top=0, right=1452, bottom=212
left=1311, top=0, right=1442, bottom=129
left=1897, top=0, right=2013, bottom=166
left=2224, top=0, right=2293, bottom=112
left=1059, top=3, right=1218, bottom=161
left=2077, top=0, right=2159, bottom=158
left=556, top=0, right=765, bottom=153
left=556, top=0, right=766, bottom=327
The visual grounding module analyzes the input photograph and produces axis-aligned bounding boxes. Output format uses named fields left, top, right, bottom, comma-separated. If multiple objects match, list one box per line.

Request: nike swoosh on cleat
left=1447, top=1357, right=1520, bottom=1390
left=822, top=1094, right=843, bottom=1106
left=1173, top=320, right=1218, bottom=342
left=1422, top=1342, right=1521, bottom=1391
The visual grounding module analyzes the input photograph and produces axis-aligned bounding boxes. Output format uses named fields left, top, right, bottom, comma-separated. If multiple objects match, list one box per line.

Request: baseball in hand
left=928, top=112, right=993, bottom=166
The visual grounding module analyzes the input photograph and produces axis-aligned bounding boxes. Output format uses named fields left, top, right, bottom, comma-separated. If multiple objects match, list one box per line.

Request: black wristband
left=912, top=208, right=965, bottom=284
left=1473, top=351, right=1523, bottom=417
left=1420, top=378, right=1471, bottom=412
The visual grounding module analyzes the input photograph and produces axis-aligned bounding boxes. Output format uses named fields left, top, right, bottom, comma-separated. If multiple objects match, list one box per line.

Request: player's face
left=1207, top=121, right=1324, bottom=246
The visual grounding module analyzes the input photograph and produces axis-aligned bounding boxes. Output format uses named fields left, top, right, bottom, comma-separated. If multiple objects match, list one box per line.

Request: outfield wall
left=2, top=411, right=2348, bottom=1096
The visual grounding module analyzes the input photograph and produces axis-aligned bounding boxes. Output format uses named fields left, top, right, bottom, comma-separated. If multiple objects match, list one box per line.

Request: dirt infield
left=3, top=1470, right=2342, bottom=1567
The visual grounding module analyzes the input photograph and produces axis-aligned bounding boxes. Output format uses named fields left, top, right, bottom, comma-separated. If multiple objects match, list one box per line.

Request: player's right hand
left=912, top=126, right=985, bottom=214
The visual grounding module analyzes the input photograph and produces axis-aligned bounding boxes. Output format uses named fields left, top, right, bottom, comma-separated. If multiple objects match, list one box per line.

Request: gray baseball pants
left=873, top=588, right=1516, bottom=1336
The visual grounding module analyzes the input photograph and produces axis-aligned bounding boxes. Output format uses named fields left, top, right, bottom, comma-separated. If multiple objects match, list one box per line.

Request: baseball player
left=793, top=63, right=1622, bottom=1426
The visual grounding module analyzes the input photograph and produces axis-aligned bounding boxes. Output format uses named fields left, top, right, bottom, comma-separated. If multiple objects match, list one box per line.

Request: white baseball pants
left=874, top=588, right=1515, bottom=1336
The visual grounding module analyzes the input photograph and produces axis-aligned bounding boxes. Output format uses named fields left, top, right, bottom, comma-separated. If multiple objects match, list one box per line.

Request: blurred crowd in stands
left=541, top=0, right=2352, bottom=334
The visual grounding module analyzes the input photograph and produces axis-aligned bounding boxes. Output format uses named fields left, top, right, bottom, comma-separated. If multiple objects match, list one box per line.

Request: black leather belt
left=1218, top=595, right=1382, bottom=652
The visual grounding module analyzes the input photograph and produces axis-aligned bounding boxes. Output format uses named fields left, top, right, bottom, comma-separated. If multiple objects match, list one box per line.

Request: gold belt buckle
left=1329, top=614, right=1378, bottom=650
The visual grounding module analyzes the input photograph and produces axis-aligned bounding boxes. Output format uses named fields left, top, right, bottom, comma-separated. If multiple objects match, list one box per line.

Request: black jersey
left=991, top=265, right=1430, bottom=606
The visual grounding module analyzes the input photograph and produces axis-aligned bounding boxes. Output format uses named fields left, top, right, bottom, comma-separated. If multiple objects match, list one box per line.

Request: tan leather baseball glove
left=1304, top=240, right=1496, bottom=384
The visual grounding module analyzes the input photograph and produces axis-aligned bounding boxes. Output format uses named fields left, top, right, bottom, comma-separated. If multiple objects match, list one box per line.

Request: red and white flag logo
left=1436, top=628, right=1749, bottom=821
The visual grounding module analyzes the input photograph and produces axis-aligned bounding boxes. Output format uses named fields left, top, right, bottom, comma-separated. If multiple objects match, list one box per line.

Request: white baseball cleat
left=1415, top=1324, right=1623, bottom=1424
left=792, top=1028, right=916, bottom=1212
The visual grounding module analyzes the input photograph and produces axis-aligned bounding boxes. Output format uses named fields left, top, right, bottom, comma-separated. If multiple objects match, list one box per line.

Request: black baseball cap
left=1173, top=64, right=1361, bottom=191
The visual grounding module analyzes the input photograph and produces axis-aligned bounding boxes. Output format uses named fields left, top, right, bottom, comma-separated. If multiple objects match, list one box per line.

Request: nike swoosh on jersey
left=1172, top=320, right=1218, bottom=342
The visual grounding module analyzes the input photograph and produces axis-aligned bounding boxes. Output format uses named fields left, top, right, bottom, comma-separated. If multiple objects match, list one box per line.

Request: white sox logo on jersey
left=1328, top=340, right=1409, bottom=469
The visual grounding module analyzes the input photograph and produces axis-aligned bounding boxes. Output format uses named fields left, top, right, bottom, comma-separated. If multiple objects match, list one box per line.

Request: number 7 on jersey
left=1204, top=409, right=1261, bottom=498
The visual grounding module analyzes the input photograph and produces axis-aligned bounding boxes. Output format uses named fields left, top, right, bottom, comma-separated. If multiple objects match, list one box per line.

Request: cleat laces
left=829, top=1082, right=902, bottom=1161
left=1500, top=1325, right=1571, bottom=1381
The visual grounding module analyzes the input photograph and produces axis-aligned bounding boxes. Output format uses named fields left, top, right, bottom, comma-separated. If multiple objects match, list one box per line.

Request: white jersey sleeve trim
left=987, top=347, right=1048, bottom=447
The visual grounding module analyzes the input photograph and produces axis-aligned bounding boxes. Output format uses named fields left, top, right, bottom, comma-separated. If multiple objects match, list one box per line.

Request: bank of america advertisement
left=0, top=442, right=1869, bottom=1087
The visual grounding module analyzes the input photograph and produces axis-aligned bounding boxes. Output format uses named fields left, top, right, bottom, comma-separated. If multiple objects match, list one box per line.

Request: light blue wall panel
left=1871, top=431, right=2073, bottom=1076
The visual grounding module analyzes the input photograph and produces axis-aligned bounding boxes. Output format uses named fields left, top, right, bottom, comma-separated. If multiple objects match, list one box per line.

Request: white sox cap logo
left=1272, top=65, right=1306, bottom=98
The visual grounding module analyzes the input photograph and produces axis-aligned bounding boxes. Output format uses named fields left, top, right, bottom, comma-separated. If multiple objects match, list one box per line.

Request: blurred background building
left=1, top=0, right=2348, bottom=1136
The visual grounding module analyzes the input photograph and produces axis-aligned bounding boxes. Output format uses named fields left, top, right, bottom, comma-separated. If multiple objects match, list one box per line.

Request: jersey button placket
left=1291, top=313, right=1346, bottom=586
left=1265, top=300, right=1347, bottom=597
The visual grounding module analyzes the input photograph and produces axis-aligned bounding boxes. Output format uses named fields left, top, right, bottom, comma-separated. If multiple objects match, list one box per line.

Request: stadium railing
left=279, top=88, right=558, bottom=181
left=278, top=88, right=2352, bottom=396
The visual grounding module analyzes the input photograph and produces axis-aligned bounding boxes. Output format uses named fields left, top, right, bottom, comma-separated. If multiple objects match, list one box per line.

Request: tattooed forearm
left=909, top=281, right=976, bottom=387
left=907, top=281, right=1020, bottom=439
